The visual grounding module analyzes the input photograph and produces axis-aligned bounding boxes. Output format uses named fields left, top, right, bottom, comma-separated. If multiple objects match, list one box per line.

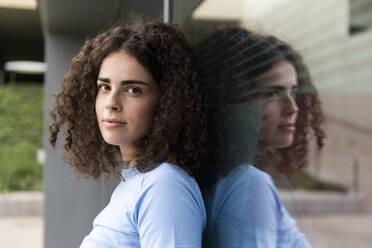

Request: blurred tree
left=0, top=83, right=43, bottom=191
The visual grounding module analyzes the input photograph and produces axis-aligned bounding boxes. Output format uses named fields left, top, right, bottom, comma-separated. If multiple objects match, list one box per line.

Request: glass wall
left=184, top=0, right=372, bottom=247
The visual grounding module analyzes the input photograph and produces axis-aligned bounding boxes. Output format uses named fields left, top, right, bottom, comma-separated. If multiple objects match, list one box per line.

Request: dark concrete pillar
left=43, top=32, right=107, bottom=248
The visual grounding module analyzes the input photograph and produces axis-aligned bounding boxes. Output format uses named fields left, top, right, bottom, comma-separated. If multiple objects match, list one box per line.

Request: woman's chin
left=274, top=139, right=294, bottom=149
left=264, top=137, right=294, bottom=149
left=102, top=137, right=127, bottom=147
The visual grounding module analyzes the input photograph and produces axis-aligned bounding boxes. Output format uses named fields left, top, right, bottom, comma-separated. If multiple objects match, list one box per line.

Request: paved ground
left=0, top=214, right=371, bottom=248
left=297, top=214, right=372, bottom=248
left=0, top=216, right=43, bottom=248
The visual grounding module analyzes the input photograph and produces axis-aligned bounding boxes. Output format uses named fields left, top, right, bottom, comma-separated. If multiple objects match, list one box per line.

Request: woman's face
left=258, top=60, right=299, bottom=149
left=95, top=50, right=160, bottom=149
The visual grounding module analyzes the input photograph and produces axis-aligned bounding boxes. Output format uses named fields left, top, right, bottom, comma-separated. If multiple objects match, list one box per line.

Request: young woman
left=196, top=27, right=325, bottom=247
left=49, top=19, right=206, bottom=248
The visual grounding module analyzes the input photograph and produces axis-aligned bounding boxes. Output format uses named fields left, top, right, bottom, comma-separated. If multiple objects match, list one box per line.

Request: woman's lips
left=278, top=124, right=296, bottom=131
left=103, top=119, right=126, bottom=128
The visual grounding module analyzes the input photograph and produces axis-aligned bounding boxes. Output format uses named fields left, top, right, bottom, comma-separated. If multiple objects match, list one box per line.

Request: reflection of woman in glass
left=49, top=20, right=206, bottom=247
left=197, top=27, right=325, bottom=247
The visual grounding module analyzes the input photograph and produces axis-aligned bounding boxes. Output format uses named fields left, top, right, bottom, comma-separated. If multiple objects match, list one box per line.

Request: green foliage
left=286, top=171, right=348, bottom=193
left=0, top=83, right=43, bottom=192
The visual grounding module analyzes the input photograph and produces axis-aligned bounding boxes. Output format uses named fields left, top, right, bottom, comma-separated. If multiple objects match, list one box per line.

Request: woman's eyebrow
left=96, top=78, right=149, bottom=86
left=253, top=85, right=286, bottom=92
left=97, top=77, right=110, bottom=83
left=255, top=83, right=298, bottom=92
left=238, top=84, right=298, bottom=99
left=121, top=80, right=149, bottom=86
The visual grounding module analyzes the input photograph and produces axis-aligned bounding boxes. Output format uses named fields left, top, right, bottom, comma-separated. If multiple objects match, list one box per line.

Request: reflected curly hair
left=49, top=19, right=205, bottom=182
left=196, top=26, right=325, bottom=184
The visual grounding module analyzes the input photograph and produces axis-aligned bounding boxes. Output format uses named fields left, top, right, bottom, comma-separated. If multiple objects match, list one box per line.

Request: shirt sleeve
left=277, top=207, right=312, bottom=248
left=211, top=166, right=311, bottom=248
left=211, top=167, right=277, bottom=248
left=79, top=226, right=117, bottom=248
left=133, top=166, right=206, bottom=248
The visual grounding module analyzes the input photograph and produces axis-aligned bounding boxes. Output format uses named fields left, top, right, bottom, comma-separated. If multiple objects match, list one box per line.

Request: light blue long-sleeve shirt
left=203, top=164, right=311, bottom=248
left=80, top=162, right=206, bottom=248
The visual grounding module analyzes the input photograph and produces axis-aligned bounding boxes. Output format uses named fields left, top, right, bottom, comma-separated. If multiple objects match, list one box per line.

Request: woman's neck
left=120, top=145, right=139, bottom=169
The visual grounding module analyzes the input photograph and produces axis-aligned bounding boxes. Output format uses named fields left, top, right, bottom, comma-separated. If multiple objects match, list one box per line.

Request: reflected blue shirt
left=80, top=163, right=206, bottom=248
left=203, top=165, right=311, bottom=248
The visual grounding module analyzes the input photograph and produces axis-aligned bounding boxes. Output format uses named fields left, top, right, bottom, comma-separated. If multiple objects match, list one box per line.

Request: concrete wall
left=43, top=32, right=111, bottom=248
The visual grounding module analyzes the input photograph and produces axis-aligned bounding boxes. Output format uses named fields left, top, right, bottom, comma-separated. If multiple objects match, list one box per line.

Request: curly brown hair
left=196, top=26, right=325, bottom=184
left=49, top=19, right=205, bottom=182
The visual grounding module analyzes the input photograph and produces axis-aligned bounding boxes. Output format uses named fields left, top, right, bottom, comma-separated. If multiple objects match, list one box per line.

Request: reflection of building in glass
left=192, top=0, right=372, bottom=213
left=350, top=0, right=372, bottom=34
left=256, top=0, right=372, bottom=213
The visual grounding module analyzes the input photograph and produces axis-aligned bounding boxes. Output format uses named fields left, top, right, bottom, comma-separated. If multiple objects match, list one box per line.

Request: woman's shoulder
left=224, top=165, right=282, bottom=215
left=244, top=165, right=278, bottom=197
left=213, top=164, right=280, bottom=211
left=220, top=164, right=274, bottom=189
left=210, top=164, right=276, bottom=209
left=134, top=162, right=206, bottom=223
left=144, top=162, right=195, bottom=180
left=208, top=165, right=281, bottom=229
left=140, top=162, right=199, bottom=191
left=247, top=165, right=274, bottom=186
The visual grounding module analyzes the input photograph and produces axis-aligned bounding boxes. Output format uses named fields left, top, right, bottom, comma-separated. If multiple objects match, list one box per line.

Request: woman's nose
left=284, top=95, right=298, bottom=115
left=105, top=93, right=122, bottom=112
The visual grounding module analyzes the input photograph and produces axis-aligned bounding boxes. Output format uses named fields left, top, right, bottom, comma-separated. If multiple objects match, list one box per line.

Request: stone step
left=279, top=190, right=368, bottom=215
left=0, top=191, right=367, bottom=216
left=0, top=192, right=43, bottom=216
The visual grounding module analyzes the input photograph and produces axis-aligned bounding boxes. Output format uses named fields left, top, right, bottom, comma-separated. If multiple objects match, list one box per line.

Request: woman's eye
left=127, top=87, right=142, bottom=95
left=265, top=91, right=282, bottom=100
left=98, top=84, right=110, bottom=91
left=290, top=88, right=298, bottom=97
